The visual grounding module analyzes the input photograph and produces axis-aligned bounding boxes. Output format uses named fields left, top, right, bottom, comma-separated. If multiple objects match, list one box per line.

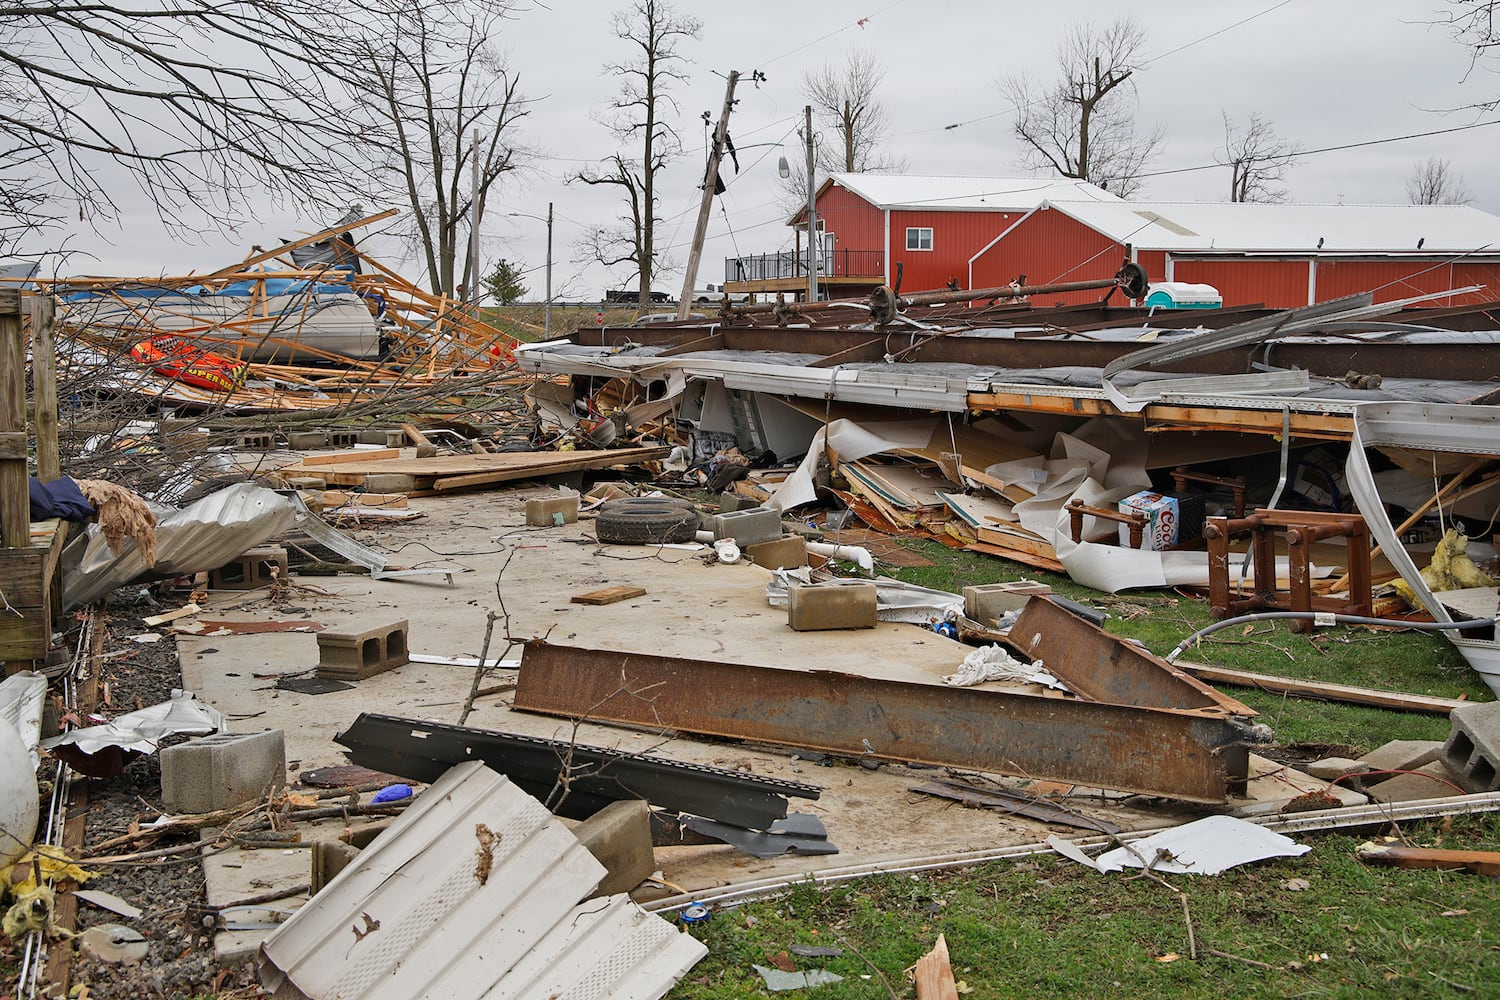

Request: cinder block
left=562, top=799, right=653, bottom=898
left=210, top=545, right=289, bottom=590
left=1442, top=702, right=1500, bottom=793
left=160, top=730, right=286, bottom=813
left=317, top=618, right=410, bottom=680
left=788, top=581, right=877, bottom=631
left=718, top=491, right=759, bottom=513
left=525, top=494, right=580, bottom=526
left=745, top=534, right=807, bottom=570
left=285, top=476, right=326, bottom=490
left=711, top=506, right=783, bottom=546
left=1369, top=760, right=1467, bottom=803
left=362, top=473, right=418, bottom=493
left=1359, top=739, right=1444, bottom=782
left=238, top=433, right=275, bottom=452
left=328, top=430, right=360, bottom=449
left=287, top=431, right=329, bottom=450
left=963, top=581, right=1053, bottom=624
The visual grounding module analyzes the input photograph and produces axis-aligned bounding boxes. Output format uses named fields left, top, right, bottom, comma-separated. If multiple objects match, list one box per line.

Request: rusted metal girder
left=514, top=601, right=1262, bottom=804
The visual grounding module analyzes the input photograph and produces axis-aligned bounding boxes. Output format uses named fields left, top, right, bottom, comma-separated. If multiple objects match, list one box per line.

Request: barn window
left=906, top=227, right=934, bottom=251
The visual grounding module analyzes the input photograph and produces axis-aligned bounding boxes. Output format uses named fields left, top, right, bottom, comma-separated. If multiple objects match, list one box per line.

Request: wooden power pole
left=677, top=70, right=739, bottom=319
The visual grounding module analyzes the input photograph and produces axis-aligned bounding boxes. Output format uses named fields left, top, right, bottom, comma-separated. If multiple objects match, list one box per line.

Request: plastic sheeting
left=0, top=672, right=48, bottom=768
left=62, top=484, right=297, bottom=609
left=40, top=689, right=224, bottom=757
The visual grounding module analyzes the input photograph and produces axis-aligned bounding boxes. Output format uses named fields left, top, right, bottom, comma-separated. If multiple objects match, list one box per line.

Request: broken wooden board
left=298, top=448, right=400, bottom=466
left=279, top=447, right=670, bottom=491
left=1175, top=661, right=1468, bottom=716
left=964, top=542, right=1066, bottom=574
left=570, top=586, right=647, bottom=606
left=914, top=934, right=960, bottom=1000
left=1357, top=842, right=1500, bottom=876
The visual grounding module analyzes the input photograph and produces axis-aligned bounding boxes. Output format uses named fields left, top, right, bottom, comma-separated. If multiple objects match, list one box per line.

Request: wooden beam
left=28, top=296, right=60, bottom=482
left=1175, top=661, right=1466, bottom=715
left=0, top=289, right=28, bottom=549
left=1357, top=843, right=1500, bottom=876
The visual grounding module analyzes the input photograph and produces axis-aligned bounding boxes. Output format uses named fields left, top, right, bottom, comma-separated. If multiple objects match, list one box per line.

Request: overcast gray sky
left=33, top=0, right=1500, bottom=299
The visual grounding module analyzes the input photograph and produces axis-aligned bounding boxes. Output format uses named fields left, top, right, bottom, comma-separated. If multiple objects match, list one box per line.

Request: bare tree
left=998, top=16, right=1163, bottom=196
left=1436, top=1, right=1500, bottom=107
left=804, top=49, right=905, bottom=174
left=1217, top=112, right=1299, bottom=203
left=573, top=0, right=700, bottom=308
left=324, top=2, right=531, bottom=298
left=0, top=2, right=362, bottom=257
left=1406, top=156, right=1474, bottom=205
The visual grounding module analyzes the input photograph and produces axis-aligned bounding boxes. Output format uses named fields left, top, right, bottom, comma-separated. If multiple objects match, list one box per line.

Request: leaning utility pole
left=804, top=104, right=817, bottom=303
left=677, top=70, right=739, bottom=319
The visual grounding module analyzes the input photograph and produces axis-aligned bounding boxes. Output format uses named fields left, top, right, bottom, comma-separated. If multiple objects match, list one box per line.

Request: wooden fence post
left=28, top=294, right=60, bottom=483
left=0, top=288, right=28, bottom=549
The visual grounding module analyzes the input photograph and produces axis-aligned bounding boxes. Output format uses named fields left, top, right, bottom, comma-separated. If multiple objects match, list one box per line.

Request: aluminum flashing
left=258, top=760, right=705, bottom=1000
left=513, top=621, right=1262, bottom=803
left=1346, top=401, right=1500, bottom=696
left=335, top=713, right=820, bottom=827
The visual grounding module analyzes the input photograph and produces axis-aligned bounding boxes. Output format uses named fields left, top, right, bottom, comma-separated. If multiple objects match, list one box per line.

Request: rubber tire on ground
left=594, top=498, right=700, bottom=545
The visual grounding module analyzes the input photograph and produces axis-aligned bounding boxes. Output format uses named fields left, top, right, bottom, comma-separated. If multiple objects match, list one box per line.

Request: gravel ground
left=56, top=593, right=262, bottom=999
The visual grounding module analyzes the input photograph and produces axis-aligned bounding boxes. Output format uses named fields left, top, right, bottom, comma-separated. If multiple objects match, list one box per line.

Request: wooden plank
left=1175, top=661, right=1467, bottom=715
left=0, top=289, right=27, bottom=549
left=570, top=586, right=647, bottom=606
left=28, top=296, right=60, bottom=483
left=401, top=423, right=433, bottom=448
left=298, top=448, right=401, bottom=466
left=963, top=542, right=1066, bottom=574
left=914, top=934, right=960, bottom=1000
left=1357, top=843, right=1500, bottom=876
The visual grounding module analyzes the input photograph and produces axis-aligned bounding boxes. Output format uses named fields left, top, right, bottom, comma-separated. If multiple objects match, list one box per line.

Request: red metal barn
left=972, top=201, right=1500, bottom=309
left=725, top=173, right=1121, bottom=300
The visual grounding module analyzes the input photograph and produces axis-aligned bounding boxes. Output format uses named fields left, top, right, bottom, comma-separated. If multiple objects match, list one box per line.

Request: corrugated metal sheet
left=258, top=761, right=706, bottom=1000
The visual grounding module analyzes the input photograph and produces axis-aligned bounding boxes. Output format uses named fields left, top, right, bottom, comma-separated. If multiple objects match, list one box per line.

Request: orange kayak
left=130, top=336, right=248, bottom=393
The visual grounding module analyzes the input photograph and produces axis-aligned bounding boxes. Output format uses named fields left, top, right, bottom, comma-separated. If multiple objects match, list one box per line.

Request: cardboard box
left=1118, top=491, right=1180, bottom=551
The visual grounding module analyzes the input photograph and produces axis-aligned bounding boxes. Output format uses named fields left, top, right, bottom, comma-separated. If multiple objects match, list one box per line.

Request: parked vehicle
left=605, top=289, right=671, bottom=304
left=692, top=283, right=748, bottom=304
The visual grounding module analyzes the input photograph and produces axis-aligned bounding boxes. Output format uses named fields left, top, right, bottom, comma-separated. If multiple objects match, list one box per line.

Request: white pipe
left=692, top=530, right=874, bottom=575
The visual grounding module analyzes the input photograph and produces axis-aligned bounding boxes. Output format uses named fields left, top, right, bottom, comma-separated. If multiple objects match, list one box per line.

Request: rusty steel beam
left=514, top=637, right=1261, bottom=804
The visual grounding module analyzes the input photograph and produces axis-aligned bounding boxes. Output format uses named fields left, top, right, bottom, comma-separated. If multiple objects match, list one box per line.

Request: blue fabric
left=29, top=476, right=94, bottom=521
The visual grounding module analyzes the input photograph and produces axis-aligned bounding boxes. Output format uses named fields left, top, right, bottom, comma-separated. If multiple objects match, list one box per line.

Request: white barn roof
left=1038, top=201, right=1500, bottom=256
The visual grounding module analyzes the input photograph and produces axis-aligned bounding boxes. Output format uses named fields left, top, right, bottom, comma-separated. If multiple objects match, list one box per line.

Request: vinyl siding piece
left=258, top=760, right=706, bottom=1000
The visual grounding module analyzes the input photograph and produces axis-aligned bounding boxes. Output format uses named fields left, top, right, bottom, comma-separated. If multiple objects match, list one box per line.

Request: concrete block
left=963, top=581, right=1053, bottom=624
left=1443, top=701, right=1500, bottom=793
left=237, top=433, right=276, bottom=452
left=745, top=534, right=807, bottom=570
left=414, top=443, right=439, bottom=459
left=1306, top=757, right=1370, bottom=782
left=285, top=476, right=326, bottom=490
left=161, top=730, right=286, bottom=813
left=718, top=491, right=759, bottom=513
left=562, top=800, right=653, bottom=898
left=210, top=545, right=289, bottom=590
left=1369, top=760, right=1467, bottom=803
left=788, top=581, right=877, bottom=631
left=525, top=494, right=580, bottom=527
left=287, top=431, right=329, bottom=451
left=355, top=429, right=403, bottom=447
left=1358, top=739, right=1444, bottom=782
left=711, top=506, right=782, bottom=546
left=328, top=430, right=360, bottom=449
left=311, top=819, right=394, bottom=893
left=362, top=473, right=418, bottom=493
left=317, top=618, right=410, bottom=680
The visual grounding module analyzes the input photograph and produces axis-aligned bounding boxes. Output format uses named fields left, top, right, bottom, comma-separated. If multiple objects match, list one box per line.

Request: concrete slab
left=172, top=485, right=1273, bottom=961
left=1359, top=739, right=1445, bottom=780
left=1369, top=760, right=1467, bottom=804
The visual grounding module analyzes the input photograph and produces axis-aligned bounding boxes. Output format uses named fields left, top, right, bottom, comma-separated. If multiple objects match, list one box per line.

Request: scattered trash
left=73, top=889, right=143, bottom=919
left=943, top=644, right=1064, bottom=690
left=370, top=784, right=413, bottom=804
left=76, top=923, right=150, bottom=964
left=753, top=965, right=844, bottom=991
left=679, top=902, right=711, bottom=925
left=1074, top=816, right=1310, bottom=875
left=40, top=689, right=224, bottom=777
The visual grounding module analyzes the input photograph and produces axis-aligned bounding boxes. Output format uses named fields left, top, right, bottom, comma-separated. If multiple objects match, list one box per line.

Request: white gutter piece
left=259, top=760, right=705, bottom=1000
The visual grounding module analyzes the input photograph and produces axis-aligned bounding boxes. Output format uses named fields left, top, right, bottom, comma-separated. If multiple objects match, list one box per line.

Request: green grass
left=669, top=815, right=1500, bottom=999
left=879, top=538, right=1491, bottom=751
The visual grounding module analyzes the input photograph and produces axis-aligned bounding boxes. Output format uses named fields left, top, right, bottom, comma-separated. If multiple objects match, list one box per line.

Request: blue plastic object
left=370, top=783, right=414, bottom=804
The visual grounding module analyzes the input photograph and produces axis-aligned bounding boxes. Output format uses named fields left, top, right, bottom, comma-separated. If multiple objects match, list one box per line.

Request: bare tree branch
left=571, top=0, right=699, bottom=307
left=1217, top=111, right=1300, bottom=203
left=1406, top=155, right=1474, bottom=205
left=997, top=15, right=1163, bottom=197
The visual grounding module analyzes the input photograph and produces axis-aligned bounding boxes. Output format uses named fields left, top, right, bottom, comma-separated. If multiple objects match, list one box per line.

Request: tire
left=594, top=498, right=700, bottom=545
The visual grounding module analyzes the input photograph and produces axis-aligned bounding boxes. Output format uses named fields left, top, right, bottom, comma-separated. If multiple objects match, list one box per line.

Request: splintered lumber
left=1175, top=661, right=1467, bottom=715
left=280, top=447, right=670, bottom=491
left=570, top=586, right=647, bottom=606
left=914, top=934, right=960, bottom=1000
left=1357, top=842, right=1500, bottom=876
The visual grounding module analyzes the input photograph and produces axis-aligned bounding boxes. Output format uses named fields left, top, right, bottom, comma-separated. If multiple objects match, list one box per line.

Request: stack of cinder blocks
left=317, top=618, right=410, bottom=681
left=210, top=545, right=289, bottom=590
left=161, top=730, right=286, bottom=813
left=1443, top=702, right=1500, bottom=793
